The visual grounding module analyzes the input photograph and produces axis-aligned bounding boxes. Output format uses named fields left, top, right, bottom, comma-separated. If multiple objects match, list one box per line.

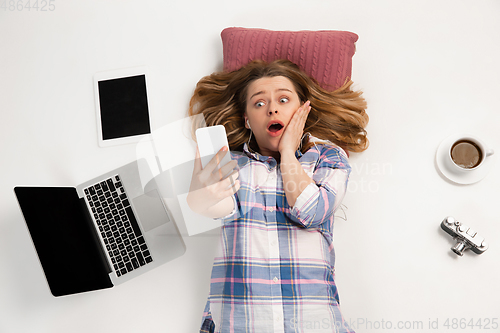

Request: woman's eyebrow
left=249, top=90, right=266, bottom=100
left=249, top=88, right=292, bottom=100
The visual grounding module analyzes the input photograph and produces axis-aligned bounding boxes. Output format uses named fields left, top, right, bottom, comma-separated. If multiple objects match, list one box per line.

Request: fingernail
left=222, top=146, right=228, bottom=151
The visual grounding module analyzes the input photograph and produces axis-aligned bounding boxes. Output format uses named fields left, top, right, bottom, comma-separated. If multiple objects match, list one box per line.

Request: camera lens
left=452, top=240, right=468, bottom=256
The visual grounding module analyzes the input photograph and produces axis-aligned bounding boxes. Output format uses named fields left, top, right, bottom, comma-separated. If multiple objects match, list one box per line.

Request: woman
left=187, top=59, right=368, bottom=333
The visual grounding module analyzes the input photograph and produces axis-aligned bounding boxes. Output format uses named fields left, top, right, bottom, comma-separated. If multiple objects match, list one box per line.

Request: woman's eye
left=255, top=101, right=265, bottom=107
left=279, top=97, right=289, bottom=103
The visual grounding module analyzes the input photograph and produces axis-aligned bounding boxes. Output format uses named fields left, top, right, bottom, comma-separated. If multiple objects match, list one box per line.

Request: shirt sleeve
left=216, top=151, right=245, bottom=222
left=216, top=192, right=240, bottom=222
left=287, top=145, right=351, bottom=229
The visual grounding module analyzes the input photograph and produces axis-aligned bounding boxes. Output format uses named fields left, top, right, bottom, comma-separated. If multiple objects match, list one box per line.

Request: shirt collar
left=243, top=143, right=303, bottom=165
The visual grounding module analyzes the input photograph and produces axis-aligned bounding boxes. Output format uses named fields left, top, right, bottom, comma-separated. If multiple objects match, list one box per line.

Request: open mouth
left=268, top=123, right=283, bottom=132
left=266, top=120, right=285, bottom=137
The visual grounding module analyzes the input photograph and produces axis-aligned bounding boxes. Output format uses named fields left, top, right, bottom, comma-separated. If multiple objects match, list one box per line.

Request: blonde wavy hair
left=188, top=59, right=368, bottom=153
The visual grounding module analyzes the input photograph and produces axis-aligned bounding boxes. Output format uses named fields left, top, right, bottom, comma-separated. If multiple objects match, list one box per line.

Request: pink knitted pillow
left=221, top=27, right=358, bottom=91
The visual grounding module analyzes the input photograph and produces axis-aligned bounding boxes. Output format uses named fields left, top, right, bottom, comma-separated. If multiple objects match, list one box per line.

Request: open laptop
left=14, top=158, right=186, bottom=297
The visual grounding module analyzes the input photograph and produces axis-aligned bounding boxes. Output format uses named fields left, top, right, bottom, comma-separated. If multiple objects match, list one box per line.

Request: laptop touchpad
left=132, top=189, right=170, bottom=232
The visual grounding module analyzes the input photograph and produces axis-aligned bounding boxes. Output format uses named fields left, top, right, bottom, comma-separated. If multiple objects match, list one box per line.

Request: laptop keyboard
left=84, top=175, right=153, bottom=277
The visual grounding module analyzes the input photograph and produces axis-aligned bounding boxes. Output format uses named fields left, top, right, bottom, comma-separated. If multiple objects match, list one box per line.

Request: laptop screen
left=14, top=187, right=113, bottom=296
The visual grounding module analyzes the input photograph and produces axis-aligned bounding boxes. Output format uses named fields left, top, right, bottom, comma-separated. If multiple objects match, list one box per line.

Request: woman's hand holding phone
left=187, top=146, right=240, bottom=218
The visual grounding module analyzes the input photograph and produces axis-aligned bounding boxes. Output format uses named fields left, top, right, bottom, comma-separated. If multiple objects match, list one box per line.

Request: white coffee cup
left=446, top=134, right=494, bottom=173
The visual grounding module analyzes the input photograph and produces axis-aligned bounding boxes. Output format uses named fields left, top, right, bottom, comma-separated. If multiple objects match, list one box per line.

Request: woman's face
left=244, top=76, right=302, bottom=158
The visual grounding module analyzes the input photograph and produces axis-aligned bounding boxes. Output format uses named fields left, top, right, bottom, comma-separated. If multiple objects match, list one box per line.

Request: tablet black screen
left=98, top=74, right=151, bottom=140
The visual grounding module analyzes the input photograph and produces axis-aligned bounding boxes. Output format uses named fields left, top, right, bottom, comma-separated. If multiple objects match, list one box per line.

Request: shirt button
left=273, top=276, right=279, bottom=283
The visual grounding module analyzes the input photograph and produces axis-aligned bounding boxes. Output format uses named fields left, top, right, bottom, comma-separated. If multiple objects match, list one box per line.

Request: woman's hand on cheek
left=278, top=101, right=311, bottom=155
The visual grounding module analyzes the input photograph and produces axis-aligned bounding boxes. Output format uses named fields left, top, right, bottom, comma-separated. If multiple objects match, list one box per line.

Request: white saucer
left=435, top=134, right=495, bottom=185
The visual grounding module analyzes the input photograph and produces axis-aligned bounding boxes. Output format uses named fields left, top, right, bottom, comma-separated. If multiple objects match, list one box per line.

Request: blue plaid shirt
left=200, top=137, right=355, bottom=333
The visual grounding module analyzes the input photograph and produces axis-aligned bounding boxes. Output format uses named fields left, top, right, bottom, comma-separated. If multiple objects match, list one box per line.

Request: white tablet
left=93, top=67, right=153, bottom=147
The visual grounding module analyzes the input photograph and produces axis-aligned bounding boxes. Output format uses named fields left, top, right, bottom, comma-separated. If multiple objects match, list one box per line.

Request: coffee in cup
left=447, top=135, right=494, bottom=172
left=450, top=140, right=482, bottom=169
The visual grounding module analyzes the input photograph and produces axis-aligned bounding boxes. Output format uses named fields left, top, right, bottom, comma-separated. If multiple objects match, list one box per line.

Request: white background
left=1, top=1, right=499, bottom=332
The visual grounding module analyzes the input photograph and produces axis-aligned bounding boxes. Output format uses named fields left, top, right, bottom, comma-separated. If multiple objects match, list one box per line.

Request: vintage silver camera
left=440, top=216, right=488, bottom=256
